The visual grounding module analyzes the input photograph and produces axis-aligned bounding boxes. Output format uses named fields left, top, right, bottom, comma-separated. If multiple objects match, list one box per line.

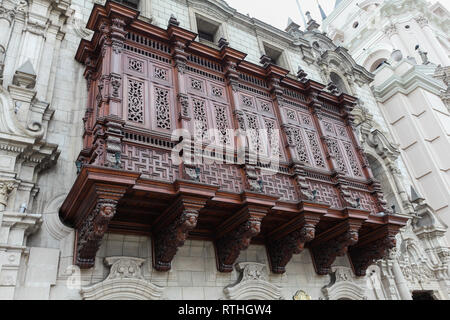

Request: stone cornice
left=372, top=64, right=448, bottom=103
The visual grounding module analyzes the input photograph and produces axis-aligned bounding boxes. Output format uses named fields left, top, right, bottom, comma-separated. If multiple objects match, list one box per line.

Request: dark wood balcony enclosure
left=60, top=1, right=408, bottom=276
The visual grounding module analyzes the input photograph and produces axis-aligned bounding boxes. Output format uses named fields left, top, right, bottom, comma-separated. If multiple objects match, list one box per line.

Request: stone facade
left=0, top=0, right=448, bottom=300
left=323, top=0, right=450, bottom=235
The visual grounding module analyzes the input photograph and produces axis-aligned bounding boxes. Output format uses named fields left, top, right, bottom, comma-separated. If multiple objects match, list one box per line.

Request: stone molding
left=223, top=262, right=284, bottom=300
left=80, top=257, right=164, bottom=300
left=321, top=266, right=368, bottom=300
left=372, top=64, right=447, bottom=103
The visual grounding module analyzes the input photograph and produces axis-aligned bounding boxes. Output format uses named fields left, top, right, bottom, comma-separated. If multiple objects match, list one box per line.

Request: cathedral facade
left=0, top=0, right=448, bottom=300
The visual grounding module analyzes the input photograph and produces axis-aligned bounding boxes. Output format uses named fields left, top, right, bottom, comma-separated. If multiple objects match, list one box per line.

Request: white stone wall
left=151, top=0, right=190, bottom=30
left=33, top=234, right=370, bottom=300
left=226, top=24, right=261, bottom=64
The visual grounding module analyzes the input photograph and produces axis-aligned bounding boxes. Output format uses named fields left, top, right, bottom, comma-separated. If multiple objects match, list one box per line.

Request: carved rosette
left=267, top=224, right=316, bottom=274
left=216, top=215, right=263, bottom=272
left=153, top=208, right=199, bottom=271
left=76, top=199, right=118, bottom=269
left=350, top=234, right=397, bottom=277
left=311, top=227, right=359, bottom=275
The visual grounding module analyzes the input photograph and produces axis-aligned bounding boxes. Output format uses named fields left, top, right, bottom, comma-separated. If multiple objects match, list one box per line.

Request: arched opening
left=367, top=154, right=400, bottom=212
left=412, top=291, right=436, bottom=300
left=330, top=72, right=348, bottom=94
left=370, top=58, right=387, bottom=72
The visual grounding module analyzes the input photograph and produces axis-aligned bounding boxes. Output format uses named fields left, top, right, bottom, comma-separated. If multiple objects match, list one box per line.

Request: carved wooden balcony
left=59, top=1, right=408, bottom=275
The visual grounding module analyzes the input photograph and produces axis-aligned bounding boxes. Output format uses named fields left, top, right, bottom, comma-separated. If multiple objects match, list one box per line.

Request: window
left=329, top=72, right=348, bottom=94
left=196, top=15, right=221, bottom=45
left=112, top=0, right=140, bottom=9
left=370, top=58, right=387, bottom=72
left=262, top=43, right=288, bottom=69
left=412, top=291, right=435, bottom=300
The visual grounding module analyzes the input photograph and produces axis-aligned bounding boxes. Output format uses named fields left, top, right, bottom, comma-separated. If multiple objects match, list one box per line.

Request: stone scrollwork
left=223, top=263, right=284, bottom=300
left=322, top=266, right=368, bottom=300
left=0, top=181, right=15, bottom=209
left=80, top=257, right=164, bottom=300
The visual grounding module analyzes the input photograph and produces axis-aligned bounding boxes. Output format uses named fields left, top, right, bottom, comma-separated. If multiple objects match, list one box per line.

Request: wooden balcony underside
left=60, top=165, right=407, bottom=275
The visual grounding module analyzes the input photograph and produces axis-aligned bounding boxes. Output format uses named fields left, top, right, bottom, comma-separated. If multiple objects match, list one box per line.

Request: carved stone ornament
left=293, top=290, right=312, bottom=300
left=321, top=266, right=368, bottom=300
left=80, top=257, right=164, bottom=300
left=414, top=16, right=428, bottom=28
left=0, top=181, right=15, bottom=208
left=383, top=24, right=398, bottom=38
left=223, top=263, right=284, bottom=300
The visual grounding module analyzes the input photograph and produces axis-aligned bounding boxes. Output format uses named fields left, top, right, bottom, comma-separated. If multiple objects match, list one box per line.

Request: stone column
left=0, top=207, right=42, bottom=299
left=387, top=163, right=414, bottom=213
left=392, top=257, right=413, bottom=300
left=0, top=6, right=15, bottom=52
left=415, top=16, right=450, bottom=66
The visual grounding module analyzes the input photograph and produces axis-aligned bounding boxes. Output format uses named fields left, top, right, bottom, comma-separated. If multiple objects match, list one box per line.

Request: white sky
left=223, top=0, right=450, bottom=31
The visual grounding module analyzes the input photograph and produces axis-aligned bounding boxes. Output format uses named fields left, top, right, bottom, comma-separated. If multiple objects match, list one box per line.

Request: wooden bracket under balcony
left=266, top=201, right=328, bottom=274
left=214, top=192, right=278, bottom=273
left=152, top=194, right=212, bottom=272
left=310, top=208, right=369, bottom=275
left=349, top=216, right=407, bottom=276
left=59, top=166, right=140, bottom=269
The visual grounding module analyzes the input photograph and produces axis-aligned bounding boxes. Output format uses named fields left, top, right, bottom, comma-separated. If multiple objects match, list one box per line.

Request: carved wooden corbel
left=76, top=199, right=118, bottom=268
left=349, top=226, right=398, bottom=277
left=267, top=202, right=326, bottom=274
left=310, top=220, right=363, bottom=275
left=152, top=196, right=206, bottom=271
left=75, top=184, right=128, bottom=269
left=215, top=206, right=267, bottom=272
left=267, top=223, right=316, bottom=274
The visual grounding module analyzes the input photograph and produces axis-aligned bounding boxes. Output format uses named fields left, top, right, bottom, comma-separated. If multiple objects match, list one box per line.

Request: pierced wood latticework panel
left=61, top=1, right=408, bottom=275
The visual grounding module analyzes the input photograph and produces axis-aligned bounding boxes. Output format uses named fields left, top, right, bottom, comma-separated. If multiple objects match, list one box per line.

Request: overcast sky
left=223, top=0, right=449, bottom=31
